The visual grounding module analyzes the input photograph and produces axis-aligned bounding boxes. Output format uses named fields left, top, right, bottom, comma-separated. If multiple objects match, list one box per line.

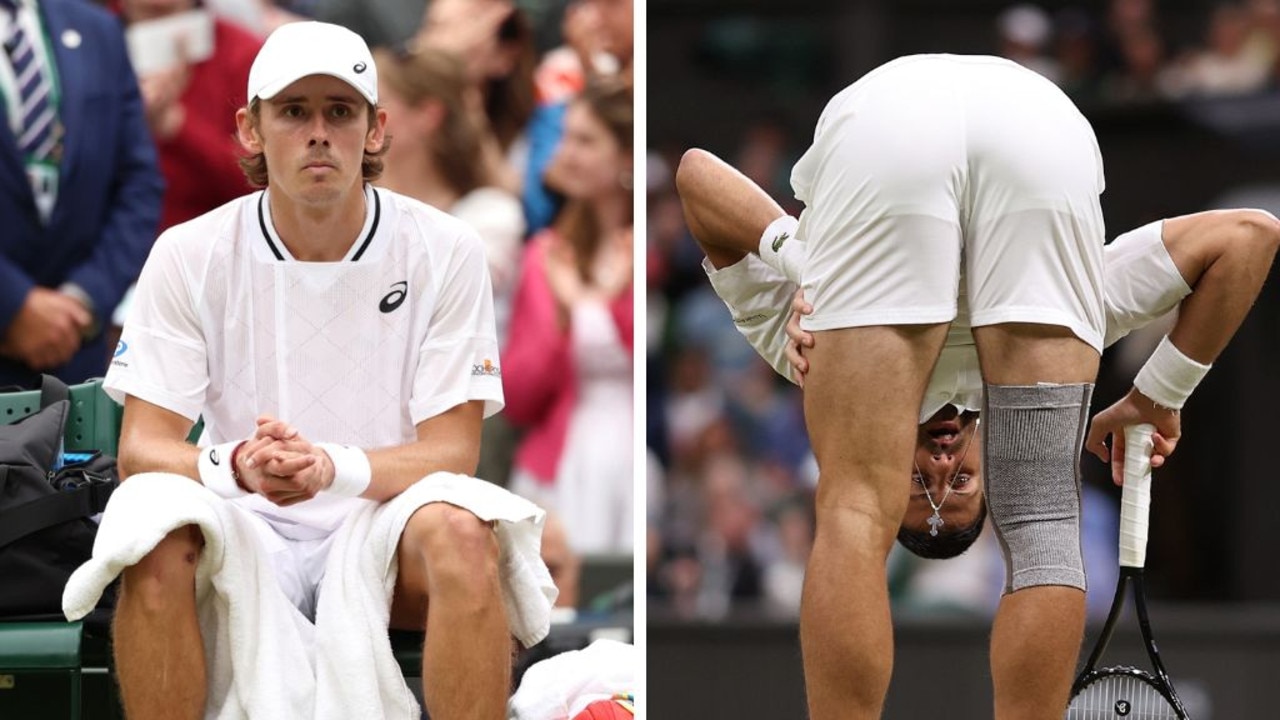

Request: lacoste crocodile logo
left=771, top=232, right=790, bottom=253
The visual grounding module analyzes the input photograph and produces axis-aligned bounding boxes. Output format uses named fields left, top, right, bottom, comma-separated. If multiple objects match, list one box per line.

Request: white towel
left=314, top=471, right=558, bottom=720
left=63, top=471, right=557, bottom=720
left=507, top=639, right=637, bottom=720
left=63, top=473, right=319, bottom=719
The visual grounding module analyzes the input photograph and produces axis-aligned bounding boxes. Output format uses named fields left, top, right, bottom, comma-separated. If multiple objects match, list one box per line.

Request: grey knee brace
left=983, top=383, right=1093, bottom=593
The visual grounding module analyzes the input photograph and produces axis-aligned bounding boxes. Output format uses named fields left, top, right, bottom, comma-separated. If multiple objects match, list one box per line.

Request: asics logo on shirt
left=771, top=232, right=790, bottom=253
left=380, top=281, right=408, bottom=313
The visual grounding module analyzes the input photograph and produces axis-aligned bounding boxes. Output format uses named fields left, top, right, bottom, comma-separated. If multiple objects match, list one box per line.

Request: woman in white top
left=374, top=45, right=525, bottom=340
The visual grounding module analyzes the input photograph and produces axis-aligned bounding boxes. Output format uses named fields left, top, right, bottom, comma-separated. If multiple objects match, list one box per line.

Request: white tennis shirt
left=105, top=185, right=504, bottom=533
left=706, top=220, right=1192, bottom=423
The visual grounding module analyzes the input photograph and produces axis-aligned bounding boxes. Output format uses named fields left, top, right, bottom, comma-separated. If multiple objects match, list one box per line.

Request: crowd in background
left=997, top=0, right=1280, bottom=105
left=646, top=0, right=1280, bottom=620
left=2, top=0, right=634, bottom=589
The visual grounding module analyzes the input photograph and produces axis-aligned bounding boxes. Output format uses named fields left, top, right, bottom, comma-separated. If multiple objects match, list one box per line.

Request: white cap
left=247, top=21, right=377, bottom=106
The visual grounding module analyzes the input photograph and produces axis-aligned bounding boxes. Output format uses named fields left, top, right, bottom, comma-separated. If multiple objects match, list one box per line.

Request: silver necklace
left=913, top=419, right=977, bottom=537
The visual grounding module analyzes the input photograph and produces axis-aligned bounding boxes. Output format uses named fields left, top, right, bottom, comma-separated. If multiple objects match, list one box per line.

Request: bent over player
left=678, top=53, right=1278, bottom=720
left=103, top=22, right=520, bottom=720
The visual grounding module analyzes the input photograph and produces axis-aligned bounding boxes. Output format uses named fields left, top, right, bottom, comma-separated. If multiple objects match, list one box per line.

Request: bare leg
left=113, top=525, right=206, bottom=720
left=392, top=503, right=510, bottom=720
left=973, top=323, right=1099, bottom=720
left=800, top=324, right=949, bottom=719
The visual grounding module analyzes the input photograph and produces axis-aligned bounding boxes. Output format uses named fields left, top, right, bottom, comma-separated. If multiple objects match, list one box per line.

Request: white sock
left=757, top=215, right=804, bottom=284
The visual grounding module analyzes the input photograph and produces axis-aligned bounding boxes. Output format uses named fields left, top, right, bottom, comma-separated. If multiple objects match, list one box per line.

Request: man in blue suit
left=0, top=0, right=162, bottom=387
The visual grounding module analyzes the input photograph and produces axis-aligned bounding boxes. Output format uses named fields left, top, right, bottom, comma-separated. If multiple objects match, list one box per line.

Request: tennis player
left=680, top=147, right=1278, bottom=558
left=677, top=53, right=1278, bottom=720
left=102, top=22, right=519, bottom=720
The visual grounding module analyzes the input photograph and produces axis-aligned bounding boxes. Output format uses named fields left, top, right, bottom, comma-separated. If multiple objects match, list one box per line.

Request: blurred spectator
left=1162, top=2, right=1274, bottom=97
left=0, top=0, right=163, bottom=387
left=760, top=493, right=812, bottom=613
left=525, top=0, right=632, bottom=236
left=589, top=0, right=631, bottom=83
left=375, top=44, right=527, bottom=489
left=997, top=4, right=1061, bottom=83
left=414, top=0, right=536, bottom=195
left=542, top=510, right=582, bottom=610
left=314, top=0, right=424, bottom=48
left=119, top=0, right=260, bottom=232
left=1099, top=23, right=1169, bottom=102
left=503, top=81, right=633, bottom=555
left=1053, top=7, right=1102, bottom=101
left=374, top=45, right=523, bottom=339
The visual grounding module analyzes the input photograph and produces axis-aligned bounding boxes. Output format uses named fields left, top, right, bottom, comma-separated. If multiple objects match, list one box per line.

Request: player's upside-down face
left=902, top=407, right=984, bottom=535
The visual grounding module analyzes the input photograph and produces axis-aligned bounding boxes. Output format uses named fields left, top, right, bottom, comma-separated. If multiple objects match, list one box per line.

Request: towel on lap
left=314, top=471, right=557, bottom=720
left=64, top=471, right=556, bottom=720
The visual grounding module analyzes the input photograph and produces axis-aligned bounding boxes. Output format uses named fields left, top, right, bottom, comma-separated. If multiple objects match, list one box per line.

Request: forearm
left=1164, top=209, right=1280, bottom=363
left=118, top=435, right=201, bottom=482
left=117, top=398, right=200, bottom=481
left=676, top=148, right=786, bottom=268
left=360, top=400, right=484, bottom=502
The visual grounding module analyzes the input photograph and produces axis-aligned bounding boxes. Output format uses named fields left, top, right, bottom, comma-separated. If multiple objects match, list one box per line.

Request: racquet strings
left=1067, top=674, right=1180, bottom=719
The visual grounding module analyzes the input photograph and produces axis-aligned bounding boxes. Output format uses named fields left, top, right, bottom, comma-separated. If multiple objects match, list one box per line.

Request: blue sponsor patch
left=113, top=340, right=128, bottom=358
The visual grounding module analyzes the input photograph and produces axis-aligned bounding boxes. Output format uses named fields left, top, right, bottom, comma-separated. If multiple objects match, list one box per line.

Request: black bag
left=0, top=375, right=118, bottom=618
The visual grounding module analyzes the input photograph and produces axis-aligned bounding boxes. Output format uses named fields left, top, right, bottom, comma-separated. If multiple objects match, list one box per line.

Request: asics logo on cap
left=209, top=448, right=221, bottom=466
left=353, top=62, right=367, bottom=73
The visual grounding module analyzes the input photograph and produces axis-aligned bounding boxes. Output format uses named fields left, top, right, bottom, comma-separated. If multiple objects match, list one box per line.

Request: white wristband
left=317, top=443, right=372, bottom=498
left=197, top=441, right=249, bottom=499
left=1132, top=336, right=1211, bottom=411
left=757, top=214, right=803, bottom=284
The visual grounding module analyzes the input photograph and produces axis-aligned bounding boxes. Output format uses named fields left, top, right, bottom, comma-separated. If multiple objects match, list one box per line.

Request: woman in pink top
left=503, top=81, right=634, bottom=554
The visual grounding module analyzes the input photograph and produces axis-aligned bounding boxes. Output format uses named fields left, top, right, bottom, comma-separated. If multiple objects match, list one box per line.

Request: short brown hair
left=238, top=98, right=389, bottom=188
left=374, top=46, right=485, bottom=195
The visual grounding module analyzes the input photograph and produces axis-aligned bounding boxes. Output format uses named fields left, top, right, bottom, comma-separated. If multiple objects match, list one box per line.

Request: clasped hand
left=234, top=416, right=335, bottom=507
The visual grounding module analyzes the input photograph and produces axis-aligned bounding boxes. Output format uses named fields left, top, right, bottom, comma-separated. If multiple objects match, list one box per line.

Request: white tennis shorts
left=792, top=54, right=1107, bottom=352
left=235, top=504, right=339, bottom=622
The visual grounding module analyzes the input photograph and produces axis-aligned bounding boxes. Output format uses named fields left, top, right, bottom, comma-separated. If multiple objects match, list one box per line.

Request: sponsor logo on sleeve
left=472, top=358, right=501, bottom=378
left=111, top=340, right=130, bottom=369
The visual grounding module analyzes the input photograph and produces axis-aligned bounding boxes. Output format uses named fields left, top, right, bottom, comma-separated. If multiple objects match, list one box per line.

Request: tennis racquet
left=1065, top=423, right=1190, bottom=719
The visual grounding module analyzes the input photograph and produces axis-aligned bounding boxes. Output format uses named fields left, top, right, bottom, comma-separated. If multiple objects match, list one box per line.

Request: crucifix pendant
left=927, top=511, right=944, bottom=537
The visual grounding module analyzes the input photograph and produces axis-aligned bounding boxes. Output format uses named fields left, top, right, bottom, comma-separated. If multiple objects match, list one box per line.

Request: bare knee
left=121, top=525, right=202, bottom=612
left=402, top=504, right=499, bottom=593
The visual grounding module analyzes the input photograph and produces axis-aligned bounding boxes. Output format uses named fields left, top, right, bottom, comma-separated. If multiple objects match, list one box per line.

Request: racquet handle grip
left=1119, top=423, right=1156, bottom=568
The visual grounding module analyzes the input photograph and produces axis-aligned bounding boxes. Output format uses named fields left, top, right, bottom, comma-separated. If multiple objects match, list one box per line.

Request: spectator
left=374, top=45, right=524, bottom=340
left=0, top=0, right=163, bottom=387
left=414, top=0, right=537, bottom=195
left=996, top=4, right=1061, bottom=84
left=504, top=81, right=633, bottom=554
left=119, top=0, right=261, bottom=233
left=1163, top=2, right=1274, bottom=97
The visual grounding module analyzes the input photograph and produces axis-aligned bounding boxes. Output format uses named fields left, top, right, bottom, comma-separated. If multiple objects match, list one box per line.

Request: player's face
left=238, top=75, right=386, bottom=207
left=901, top=407, right=984, bottom=535
left=553, top=101, right=628, bottom=201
